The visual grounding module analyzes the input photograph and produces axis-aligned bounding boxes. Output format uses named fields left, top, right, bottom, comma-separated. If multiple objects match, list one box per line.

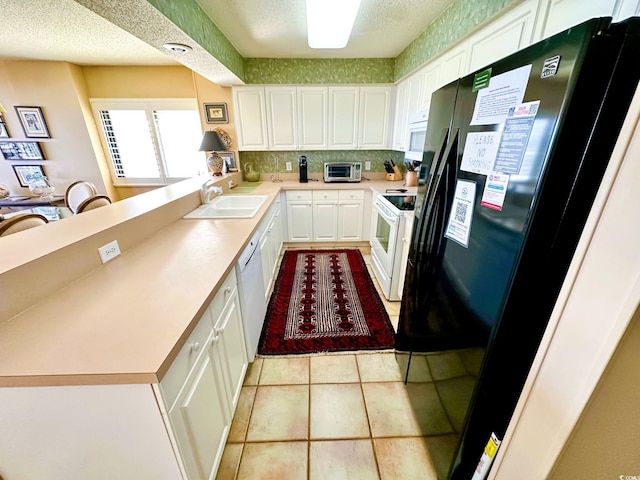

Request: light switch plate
left=286, top=162, right=292, bottom=171
left=365, top=161, right=371, bottom=171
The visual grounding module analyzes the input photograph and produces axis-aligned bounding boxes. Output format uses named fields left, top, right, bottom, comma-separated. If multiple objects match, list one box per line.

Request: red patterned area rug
left=258, top=249, right=396, bottom=355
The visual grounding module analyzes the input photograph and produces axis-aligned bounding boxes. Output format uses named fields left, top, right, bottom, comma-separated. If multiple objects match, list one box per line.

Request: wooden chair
left=76, top=194, right=112, bottom=213
left=65, top=181, right=98, bottom=213
left=0, top=213, right=49, bottom=236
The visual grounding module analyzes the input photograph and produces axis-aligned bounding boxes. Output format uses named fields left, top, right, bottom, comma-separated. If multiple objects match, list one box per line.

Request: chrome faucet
left=200, top=180, right=223, bottom=204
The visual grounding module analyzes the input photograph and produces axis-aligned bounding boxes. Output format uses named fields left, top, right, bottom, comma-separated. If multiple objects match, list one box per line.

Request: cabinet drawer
left=160, top=309, right=214, bottom=410
left=160, top=269, right=237, bottom=410
left=208, top=268, right=237, bottom=318
left=339, top=189, right=365, bottom=200
left=286, top=190, right=312, bottom=201
left=313, top=190, right=339, bottom=201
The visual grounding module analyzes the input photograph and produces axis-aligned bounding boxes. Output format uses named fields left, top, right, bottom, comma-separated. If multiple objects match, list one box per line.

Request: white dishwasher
left=235, top=231, right=267, bottom=361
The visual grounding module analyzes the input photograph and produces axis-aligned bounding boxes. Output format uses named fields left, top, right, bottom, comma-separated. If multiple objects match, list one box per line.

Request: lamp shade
left=198, top=130, right=227, bottom=152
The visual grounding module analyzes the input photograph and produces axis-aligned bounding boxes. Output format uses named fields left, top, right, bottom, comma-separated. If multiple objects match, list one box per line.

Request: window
left=91, top=99, right=206, bottom=186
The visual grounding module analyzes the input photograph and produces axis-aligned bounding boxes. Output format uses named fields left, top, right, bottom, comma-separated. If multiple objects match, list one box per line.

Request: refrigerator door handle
left=415, top=129, right=459, bottom=284
left=412, top=127, right=450, bottom=267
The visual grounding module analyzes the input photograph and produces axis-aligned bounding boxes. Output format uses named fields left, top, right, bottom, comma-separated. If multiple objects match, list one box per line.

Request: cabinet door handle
left=211, top=335, right=220, bottom=346
left=190, top=342, right=200, bottom=353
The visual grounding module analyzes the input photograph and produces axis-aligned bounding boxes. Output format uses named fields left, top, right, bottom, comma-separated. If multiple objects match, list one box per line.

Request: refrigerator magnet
left=445, top=180, right=476, bottom=248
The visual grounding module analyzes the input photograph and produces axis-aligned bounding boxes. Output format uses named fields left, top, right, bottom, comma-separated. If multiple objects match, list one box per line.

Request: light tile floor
left=216, top=245, right=483, bottom=480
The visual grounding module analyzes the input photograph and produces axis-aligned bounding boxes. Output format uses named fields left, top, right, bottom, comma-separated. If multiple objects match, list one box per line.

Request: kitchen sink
left=183, top=195, right=268, bottom=219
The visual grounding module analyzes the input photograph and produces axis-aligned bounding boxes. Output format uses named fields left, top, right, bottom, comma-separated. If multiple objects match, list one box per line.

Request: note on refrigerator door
left=470, top=65, right=532, bottom=125
left=445, top=180, right=476, bottom=248
left=493, top=101, right=540, bottom=175
left=460, top=131, right=501, bottom=175
left=481, top=173, right=509, bottom=211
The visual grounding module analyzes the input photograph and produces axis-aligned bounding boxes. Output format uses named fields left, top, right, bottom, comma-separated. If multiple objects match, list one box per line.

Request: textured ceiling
left=0, top=0, right=455, bottom=84
left=197, top=0, right=454, bottom=58
left=0, top=0, right=176, bottom=66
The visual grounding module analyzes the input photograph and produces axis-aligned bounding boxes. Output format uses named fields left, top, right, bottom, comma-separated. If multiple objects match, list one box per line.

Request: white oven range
left=370, top=193, right=416, bottom=301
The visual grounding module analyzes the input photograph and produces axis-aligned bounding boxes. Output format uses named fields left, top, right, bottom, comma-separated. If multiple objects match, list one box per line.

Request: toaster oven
left=324, top=162, right=362, bottom=183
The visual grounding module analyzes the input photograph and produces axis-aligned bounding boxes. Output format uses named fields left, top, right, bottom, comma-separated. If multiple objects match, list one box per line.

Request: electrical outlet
left=286, top=161, right=292, bottom=171
left=98, top=240, right=121, bottom=264
left=365, top=161, right=371, bottom=171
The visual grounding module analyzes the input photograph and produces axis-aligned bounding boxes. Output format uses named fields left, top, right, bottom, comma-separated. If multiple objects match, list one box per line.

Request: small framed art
left=219, top=151, right=237, bottom=171
left=204, top=102, right=228, bottom=124
left=0, top=141, right=45, bottom=160
left=0, top=116, right=9, bottom=138
left=12, top=164, right=45, bottom=187
left=15, top=106, right=50, bottom=138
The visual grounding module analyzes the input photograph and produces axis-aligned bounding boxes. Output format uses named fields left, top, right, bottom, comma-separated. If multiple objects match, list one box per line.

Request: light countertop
left=0, top=178, right=415, bottom=387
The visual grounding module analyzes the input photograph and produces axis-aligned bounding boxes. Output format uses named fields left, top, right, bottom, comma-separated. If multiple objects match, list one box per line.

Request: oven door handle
left=374, top=202, right=398, bottom=224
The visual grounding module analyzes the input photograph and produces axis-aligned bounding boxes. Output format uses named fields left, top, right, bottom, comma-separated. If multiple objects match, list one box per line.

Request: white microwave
left=405, top=111, right=428, bottom=162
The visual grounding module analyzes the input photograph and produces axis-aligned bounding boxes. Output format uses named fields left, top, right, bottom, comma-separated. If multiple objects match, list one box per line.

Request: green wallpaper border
left=244, top=58, right=394, bottom=84
left=149, top=0, right=517, bottom=85
left=394, top=0, right=521, bottom=80
left=147, top=0, right=245, bottom=80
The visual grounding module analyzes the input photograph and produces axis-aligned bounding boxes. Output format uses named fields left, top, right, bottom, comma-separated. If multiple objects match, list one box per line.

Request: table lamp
left=198, top=130, right=227, bottom=175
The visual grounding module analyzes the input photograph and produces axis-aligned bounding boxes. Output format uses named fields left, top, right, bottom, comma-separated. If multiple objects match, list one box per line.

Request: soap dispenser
left=299, top=155, right=308, bottom=183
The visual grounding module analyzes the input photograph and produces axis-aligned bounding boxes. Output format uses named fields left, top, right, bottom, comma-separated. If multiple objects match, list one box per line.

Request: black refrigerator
left=396, top=16, right=640, bottom=479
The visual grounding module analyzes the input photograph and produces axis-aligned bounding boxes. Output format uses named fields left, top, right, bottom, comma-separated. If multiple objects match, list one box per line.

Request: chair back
left=0, top=213, right=49, bottom=236
left=76, top=194, right=112, bottom=213
left=65, top=181, right=98, bottom=213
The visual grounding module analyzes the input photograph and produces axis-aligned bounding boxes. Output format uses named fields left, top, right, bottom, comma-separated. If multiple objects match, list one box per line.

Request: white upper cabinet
left=328, top=86, right=359, bottom=149
left=392, top=79, right=409, bottom=151
left=235, top=84, right=392, bottom=151
left=328, top=85, right=394, bottom=150
left=537, top=0, right=618, bottom=39
left=358, top=86, right=392, bottom=149
left=298, top=86, right=328, bottom=150
left=233, top=87, right=269, bottom=151
left=466, top=8, right=532, bottom=73
left=265, top=86, right=298, bottom=150
left=438, top=45, right=468, bottom=88
left=406, top=69, right=426, bottom=120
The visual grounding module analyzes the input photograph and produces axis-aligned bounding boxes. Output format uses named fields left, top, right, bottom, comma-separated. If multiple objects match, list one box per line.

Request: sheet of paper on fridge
left=481, top=173, right=510, bottom=211
left=445, top=180, right=476, bottom=248
left=460, top=131, right=501, bottom=175
left=471, top=65, right=532, bottom=126
left=494, top=100, right=540, bottom=175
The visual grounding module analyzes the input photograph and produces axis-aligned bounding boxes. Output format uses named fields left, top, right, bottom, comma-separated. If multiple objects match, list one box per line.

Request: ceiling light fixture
left=306, top=0, right=362, bottom=49
left=162, top=43, right=193, bottom=53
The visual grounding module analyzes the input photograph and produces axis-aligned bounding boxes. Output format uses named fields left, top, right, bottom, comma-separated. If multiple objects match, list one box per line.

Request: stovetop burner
left=381, top=194, right=417, bottom=211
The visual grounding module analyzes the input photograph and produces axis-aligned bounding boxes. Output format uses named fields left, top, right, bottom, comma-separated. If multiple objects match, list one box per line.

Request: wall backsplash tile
left=238, top=151, right=405, bottom=175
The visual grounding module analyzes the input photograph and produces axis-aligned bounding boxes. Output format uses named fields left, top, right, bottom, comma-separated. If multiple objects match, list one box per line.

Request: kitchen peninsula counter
left=0, top=176, right=415, bottom=387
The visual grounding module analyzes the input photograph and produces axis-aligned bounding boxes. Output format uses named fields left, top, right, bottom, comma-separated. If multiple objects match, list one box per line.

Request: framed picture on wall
left=14, top=106, right=50, bottom=138
left=0, top=116, right=9, bottom=138
left=204, top=102, right=228, bottom=124
left=219, top=151, right=237, bottom=171
left=12, top=164, right=46, bottom=187
left=0, top=141, right=45, bottom=160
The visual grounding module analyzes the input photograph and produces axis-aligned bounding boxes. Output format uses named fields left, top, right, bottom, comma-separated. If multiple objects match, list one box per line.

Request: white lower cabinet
left=259, top=197, right=283, bottom=299
left=286, top=190, right=313, bottom=241
left=168, top=347, right=230, bottom=480
left=0, top=271, right=248, bottom=480
left=338, top=190, right=364, bottom=241
left=161, top=269, right=248, bottom=480
left=287, top=189, right=366, bottom=242
left=312, top=190, right=339, bottom=241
